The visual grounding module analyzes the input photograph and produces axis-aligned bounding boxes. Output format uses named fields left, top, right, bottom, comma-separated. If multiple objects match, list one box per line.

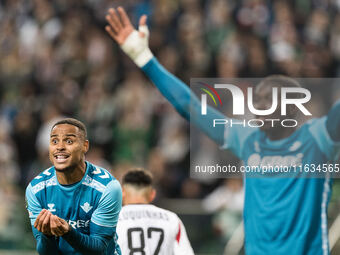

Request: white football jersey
left=117, top=204, right=194, bottom=255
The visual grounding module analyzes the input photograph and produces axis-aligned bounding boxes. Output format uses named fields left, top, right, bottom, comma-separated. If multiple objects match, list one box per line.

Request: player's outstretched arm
left=326, top=99, right=340, bottom=142
left=105, top=7, right=227, bottom=145
left=309, top=99, right=340, bottom=163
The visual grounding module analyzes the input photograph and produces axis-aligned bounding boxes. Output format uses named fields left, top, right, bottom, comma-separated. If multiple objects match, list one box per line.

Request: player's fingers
left=138, top=15, right=148, bottom=38
left=51, top=216, right=64, bottom=236
left=105, top=26, right=118, bottom=41
left=50, top=215, right=56, bottom=230
left=41, top=212, right=51, bottom=233
left=50, top=228, right=58, bottom=236
left=139, top=15, right=147, bottom=27
left=56, top=218, right=68, bottom=236
left=50, top=216, right=60, bottom=235
left=34, top=209, right=46, bottom=228
left=106, top=14, right=120, bottom=34
left=57, top=217, right=68, bottom=231
left=108, top=8, right=123, bottom=32
left=36, top=215, right=46, bottom=232
left=51, top=226, right=63, bottom=236
left=117, top=6, right=132, bottom=27
left=35, top=209, right=47, bottom=231
left=58, top=217, right=66, bottom=224
left=34, top=214, right=40, bottom=229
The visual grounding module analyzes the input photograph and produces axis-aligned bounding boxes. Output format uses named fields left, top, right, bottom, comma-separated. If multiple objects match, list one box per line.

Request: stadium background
left=0, top=0, right=340, bottom=254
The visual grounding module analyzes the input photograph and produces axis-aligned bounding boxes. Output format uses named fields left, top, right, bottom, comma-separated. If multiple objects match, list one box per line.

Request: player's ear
left=122, top=188, right=126, bottom=203
left=83, top=140, right=89, bottom=153
left=149, top=188, right=156, bottom=203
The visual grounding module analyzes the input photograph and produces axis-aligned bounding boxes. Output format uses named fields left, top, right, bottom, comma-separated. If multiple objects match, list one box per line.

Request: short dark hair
left=51, top=118, right=87, bottom=139
left=122, top=169, right=153, bottom=187
left=259, top=75, right=301, bottom=88
left=257, top=75, right=303, bottom=99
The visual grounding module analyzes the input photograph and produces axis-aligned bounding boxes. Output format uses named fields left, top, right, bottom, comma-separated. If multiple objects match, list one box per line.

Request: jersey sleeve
left=326, top=99, right=340, bottom=142
left=142, top=57, right=227, bottom=145
left=142, top=57, right=255, bottom=151
left=173, top=218, right=195, bottom=255
left=31, top=227, right=59, bottom=255
left=309, top=99, right=340, bottom=162
left=26, top=183, right=59, bottom=255
left=62, top=221, right=120, bottom=255
left=62, top=179, right=122, bottom=254
left=309, top=115, right=340, bottom=162
left=26, top=183, right=42, bottom=226
left=91, top=179, right=122, bottom=227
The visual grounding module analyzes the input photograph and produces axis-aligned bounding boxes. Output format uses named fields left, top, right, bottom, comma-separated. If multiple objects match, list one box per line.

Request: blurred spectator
left=1, top=0, right=340, bottom=251
left=203, top=179, right=244, bottom=249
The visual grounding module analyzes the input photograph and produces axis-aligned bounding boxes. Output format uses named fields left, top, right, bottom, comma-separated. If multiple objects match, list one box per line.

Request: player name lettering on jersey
left=117, top=204, right=195, bottom=255
left=119, top=209, right=170, bottom=221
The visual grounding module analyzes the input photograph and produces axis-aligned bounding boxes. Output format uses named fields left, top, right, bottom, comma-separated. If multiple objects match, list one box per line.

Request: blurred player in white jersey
left=117, top=169, right=194, bottom=255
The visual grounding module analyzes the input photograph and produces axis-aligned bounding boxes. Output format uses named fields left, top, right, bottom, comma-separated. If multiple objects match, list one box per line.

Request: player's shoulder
left=84, top=162, right=121, bottom=195
left=28, top=166, right=55, bottom=188
left=151, top=204, right=178, bottom=217
left=122, top=204, right=179, bottom=221
left=144, top=205, right=181, bottom=231
left=26, top=166, right=56, bottom=197
left=305, top=116, right=326, bottom=127
left=156, top=206, right=181, bottom=222
left=303, top=116, right=327, bottom=136
left=86, top=161, right=116, bottom=185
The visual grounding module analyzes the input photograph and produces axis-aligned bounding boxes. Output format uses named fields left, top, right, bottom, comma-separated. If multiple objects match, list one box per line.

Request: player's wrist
left=42, top=232, right=54, bottom=238
left=120, top=29, right=153, bottom=68
left=62, top=224, right=73, bottom=237
left=134, top=48, right=153, bottom=67
left=44, top=231, right=53, bottom=237
left=63, top=223, right=71, bottom=236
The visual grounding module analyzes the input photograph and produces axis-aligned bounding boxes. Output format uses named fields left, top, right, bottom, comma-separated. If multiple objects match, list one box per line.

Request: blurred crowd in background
left=1, top=0, right=340, bottom=253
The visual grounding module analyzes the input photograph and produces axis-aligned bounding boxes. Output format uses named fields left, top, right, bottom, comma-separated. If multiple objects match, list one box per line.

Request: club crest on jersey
left=47, top=203, right=56, bottom=212
left=81, top=202, right=93, bottom=213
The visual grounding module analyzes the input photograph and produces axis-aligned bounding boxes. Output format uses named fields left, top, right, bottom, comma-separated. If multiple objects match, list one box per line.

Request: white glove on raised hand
left=106, top=7, right=153, bottom=67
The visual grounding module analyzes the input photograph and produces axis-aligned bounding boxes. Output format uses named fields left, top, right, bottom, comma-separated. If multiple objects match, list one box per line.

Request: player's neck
left=265, top=126, right=297, bottom=141
left=124, top=197, right=150, bottom=205
left=56, top=161, right=87, bottom=185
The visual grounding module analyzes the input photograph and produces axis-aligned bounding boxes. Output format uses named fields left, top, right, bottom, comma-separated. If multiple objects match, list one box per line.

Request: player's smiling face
left=49, top=124, right=89, bottom=171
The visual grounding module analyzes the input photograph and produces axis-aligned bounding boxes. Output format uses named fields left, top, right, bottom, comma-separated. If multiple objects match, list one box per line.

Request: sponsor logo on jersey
left=68, top=219, right=90, bottom=229
left=247, top=153, right=303, bottom=167
left=47, top=203, right=56, bottom=212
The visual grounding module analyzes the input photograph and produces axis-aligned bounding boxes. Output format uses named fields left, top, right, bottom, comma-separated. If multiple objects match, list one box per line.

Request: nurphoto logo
left=200, top=83, right=312, bottom=128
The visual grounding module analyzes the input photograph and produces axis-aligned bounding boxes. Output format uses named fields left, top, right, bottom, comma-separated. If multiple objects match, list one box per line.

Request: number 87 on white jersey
left=117, top=204, right=195, bottom=255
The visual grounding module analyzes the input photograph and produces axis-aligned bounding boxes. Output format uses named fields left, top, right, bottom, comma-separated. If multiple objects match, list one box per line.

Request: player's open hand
left=34, top=209, right=53, bottom=236
left=105, top=7, right=133, bottom=45
left=105, top=6, right=152, bottom=67
left=105, top=7, right=147, bottom=45
left=50, top=215, right=71, bottom=236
